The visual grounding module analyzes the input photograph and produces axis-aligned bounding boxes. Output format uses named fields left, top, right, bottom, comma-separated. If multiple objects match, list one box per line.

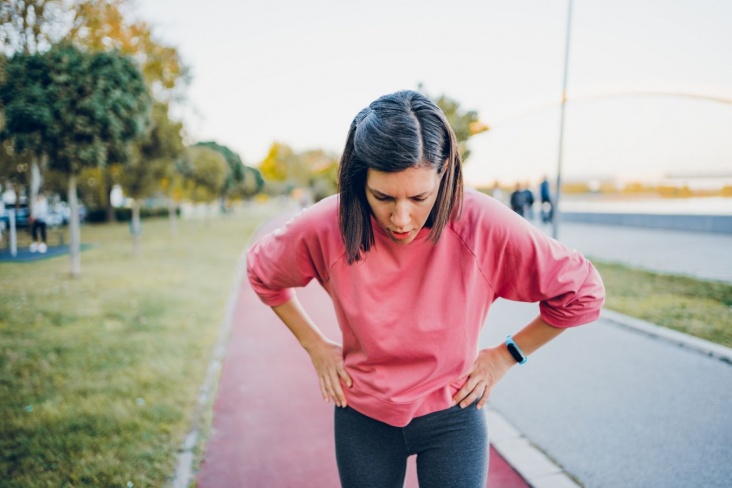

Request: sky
left=133, top=0, right=732, bottom=186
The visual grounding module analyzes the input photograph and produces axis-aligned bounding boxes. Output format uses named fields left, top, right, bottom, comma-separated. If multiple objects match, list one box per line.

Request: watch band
left=505, top=335, right=527, bottom=364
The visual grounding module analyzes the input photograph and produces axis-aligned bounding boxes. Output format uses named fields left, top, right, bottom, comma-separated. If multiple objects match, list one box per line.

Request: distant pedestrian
left=539, top=176, right=553, bottom=224
left=510, top=183, right=526, bottom=216
left=30, top=192, right=48, bottom=253
left=247, top=90, right=605, bottom=488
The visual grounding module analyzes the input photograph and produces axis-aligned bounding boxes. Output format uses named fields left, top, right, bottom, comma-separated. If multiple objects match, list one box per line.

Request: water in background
left=561, top=197, right=732, bottom=216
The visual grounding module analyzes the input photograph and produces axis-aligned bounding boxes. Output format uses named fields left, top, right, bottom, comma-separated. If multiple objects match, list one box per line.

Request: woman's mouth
left=390, top=230, right=412, bottom=240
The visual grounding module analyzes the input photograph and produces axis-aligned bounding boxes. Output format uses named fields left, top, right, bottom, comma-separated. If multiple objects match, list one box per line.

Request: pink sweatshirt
left=247, top=190, right=605, bottom=427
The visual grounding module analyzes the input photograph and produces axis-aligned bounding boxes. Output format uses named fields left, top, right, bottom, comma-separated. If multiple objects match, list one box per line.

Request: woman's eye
left=374, top=195, right=390, bottom=201
left=412, top=197, right=426, bottom=202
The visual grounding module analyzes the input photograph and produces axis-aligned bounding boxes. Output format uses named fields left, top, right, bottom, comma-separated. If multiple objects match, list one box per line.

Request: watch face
left=507, top=343, right=525, bottom=363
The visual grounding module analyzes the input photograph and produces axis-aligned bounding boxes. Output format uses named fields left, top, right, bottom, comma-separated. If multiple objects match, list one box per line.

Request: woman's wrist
left=300, top=332, right=328, bottom=353
left=492, top=343, right=517, bottom=369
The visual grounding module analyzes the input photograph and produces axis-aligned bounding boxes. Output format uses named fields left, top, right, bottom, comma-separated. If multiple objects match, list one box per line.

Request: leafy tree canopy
left=185, top=145, right=227, bottom=203
left=194, top=141, right=245, bottom=187
left=0, top=44, right=151, bottom=174
left=120, top=102, right=184, bottom=200
left=66, top=0, right=188, bottom=103
left=419, top=84, right=489, bottom=162
left=1, top=0, right=188, bottom=103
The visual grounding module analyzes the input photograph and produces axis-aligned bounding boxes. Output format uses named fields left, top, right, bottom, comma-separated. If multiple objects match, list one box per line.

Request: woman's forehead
left=366, top=167, right=439, bottom=194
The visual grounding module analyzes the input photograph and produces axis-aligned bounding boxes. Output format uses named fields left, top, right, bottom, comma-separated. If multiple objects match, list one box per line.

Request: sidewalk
left=193, top=213, right=530, bottom=487
left=549, top=220, right=732, bottom=284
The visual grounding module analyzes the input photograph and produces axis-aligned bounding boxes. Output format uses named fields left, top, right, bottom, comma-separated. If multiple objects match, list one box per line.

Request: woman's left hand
left=452, top=346, right=515, bottom=410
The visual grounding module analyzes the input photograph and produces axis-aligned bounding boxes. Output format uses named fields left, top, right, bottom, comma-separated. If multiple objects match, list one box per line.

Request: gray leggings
left=334, top=403, right=489, bottom=488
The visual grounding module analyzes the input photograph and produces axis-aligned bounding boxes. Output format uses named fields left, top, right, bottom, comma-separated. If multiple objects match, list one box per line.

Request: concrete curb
left=600, top=308, right=732, bottom=364
left=487, top=409, right=581, bottom=488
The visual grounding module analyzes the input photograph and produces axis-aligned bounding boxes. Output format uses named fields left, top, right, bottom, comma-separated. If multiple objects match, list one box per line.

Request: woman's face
left=365, top=166, right=442, bottom=245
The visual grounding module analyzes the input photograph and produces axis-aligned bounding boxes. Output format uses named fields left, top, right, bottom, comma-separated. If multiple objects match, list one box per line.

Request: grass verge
left=0, top=205, right=274, bottom=487
left=593, top=261, right=732, bottom=348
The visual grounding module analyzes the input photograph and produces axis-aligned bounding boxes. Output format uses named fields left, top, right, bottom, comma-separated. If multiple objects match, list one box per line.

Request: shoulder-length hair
left=338, top=90, right=463, bottom=264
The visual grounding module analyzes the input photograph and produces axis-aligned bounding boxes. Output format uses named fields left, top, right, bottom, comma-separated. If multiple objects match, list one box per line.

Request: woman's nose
left=391, top=202, right=410, bottom=228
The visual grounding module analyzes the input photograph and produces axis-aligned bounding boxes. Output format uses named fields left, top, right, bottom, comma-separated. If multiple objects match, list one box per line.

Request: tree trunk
left=132, top=201, right=142, bottom=256
left=106, top=201, right=116, bottom=223
left=68, top=175, right=81, bottom=277
left=29, top=155, right=42, bottom=215
left=105, top=172, right=116, bottom=223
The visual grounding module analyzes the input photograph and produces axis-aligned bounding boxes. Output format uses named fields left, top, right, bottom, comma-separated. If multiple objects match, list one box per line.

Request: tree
left=258, top=143, right=338, bottom=200
left=190, top=141, right=264, bottom=204
left=193, top=141, right=244, bottom=208
left=65, top=0, right=189, bottom=221
left=1, top=0, right=188, bottom=100
left=185, top=146, right=227, bottom=214
left=2, top=0, right=190, bottom=222
left=233, top=165, right=265, bottom=200
left=65, top=0, right=188, bottom=104
left=0, top=44, right=150, bottom=275
left=258, top=142, right=312, bottom=190
left=419, top=85, right=489, bottom=162
left=0, top=44, right=52, bottom=203
left=301, top=149, right=338, bottom=202
left=118, top=102, right=184, bottom=254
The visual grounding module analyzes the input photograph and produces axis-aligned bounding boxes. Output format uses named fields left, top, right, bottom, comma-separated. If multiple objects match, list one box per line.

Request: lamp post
left=553, top=0, right=574, bottom=240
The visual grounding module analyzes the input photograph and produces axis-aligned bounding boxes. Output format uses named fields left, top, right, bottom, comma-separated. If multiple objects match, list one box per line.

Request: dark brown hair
left=338, top=90, right=463, bottom=263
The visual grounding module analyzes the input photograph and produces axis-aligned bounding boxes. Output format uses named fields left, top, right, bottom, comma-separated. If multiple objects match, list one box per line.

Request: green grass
left=594, top=261, right=732, bottom=347
left=0, top=206, right=274, bottom=487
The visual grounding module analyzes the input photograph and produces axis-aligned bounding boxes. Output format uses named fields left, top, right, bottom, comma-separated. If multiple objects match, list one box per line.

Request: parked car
left=0, top=202, right=30, bottom=227
left=45, top=208, right=65, bottom=226
left=53, top=201, right=87, bottom=224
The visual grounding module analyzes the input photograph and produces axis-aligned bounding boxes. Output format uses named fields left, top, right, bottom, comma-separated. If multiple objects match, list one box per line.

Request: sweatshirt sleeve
left=246, top=201, right=337, bottom=307
left=474, top=196, right=605, bottom=327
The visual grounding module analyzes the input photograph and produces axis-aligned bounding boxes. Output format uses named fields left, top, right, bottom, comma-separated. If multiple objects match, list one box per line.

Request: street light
left=553, top=0, right=574, bottom=240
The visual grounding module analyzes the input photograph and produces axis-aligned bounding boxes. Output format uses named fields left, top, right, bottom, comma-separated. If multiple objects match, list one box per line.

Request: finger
left=338, top=367, right=353, bottom=388
left=452, top=376, right=479, bottom=405
left=452, top=388, right=468, bottom=406
left=459, top=383, right=486, bottom=409
left=317, top=375, right=329, bottom=403
left=476, top=385, right=493, bottom=410
left=322, top=372, right=339, bottom=407
left=330, top=370, right=347, bottom=407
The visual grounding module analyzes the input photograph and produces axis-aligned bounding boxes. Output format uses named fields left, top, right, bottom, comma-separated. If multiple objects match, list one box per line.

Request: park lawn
left=593, top=261, right=732, bottom=348
left=0, top=205, right=274, bottom=487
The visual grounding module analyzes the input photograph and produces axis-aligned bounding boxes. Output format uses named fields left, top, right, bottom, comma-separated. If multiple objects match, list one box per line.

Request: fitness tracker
left=505, top=335, right=527, bottom=364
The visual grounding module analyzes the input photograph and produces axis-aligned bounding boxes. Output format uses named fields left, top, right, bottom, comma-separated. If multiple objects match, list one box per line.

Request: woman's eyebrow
left=367, top=187, right=391, bottom=198
left=367, top=187, right=431, bottom=198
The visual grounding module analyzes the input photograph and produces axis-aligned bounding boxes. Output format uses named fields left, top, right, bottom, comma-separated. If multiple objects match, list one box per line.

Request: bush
left=85, top=207, right=180, bottom=223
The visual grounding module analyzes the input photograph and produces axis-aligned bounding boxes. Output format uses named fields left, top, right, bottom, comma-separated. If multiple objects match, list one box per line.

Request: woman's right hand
left=305, top=338, right=353, bottom=408
left=271, top=298, right=353, bottom=408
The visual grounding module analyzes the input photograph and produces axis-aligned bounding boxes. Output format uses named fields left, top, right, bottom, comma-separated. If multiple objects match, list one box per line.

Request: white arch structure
left=486, top=85, right=732, bottom=129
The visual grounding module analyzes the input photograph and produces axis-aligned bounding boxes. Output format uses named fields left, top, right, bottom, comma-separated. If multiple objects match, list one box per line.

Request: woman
left=30, top=191, right=49, bottom=253
left=247, top=90, right=604, bottom=488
